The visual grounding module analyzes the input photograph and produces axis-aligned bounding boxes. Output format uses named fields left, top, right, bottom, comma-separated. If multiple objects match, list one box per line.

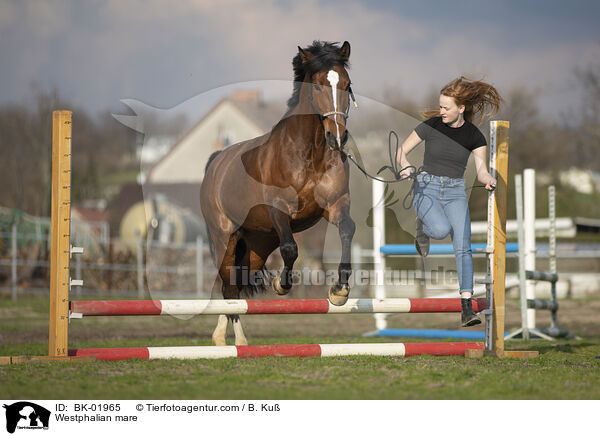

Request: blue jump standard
left=375, top=329, right=510, bottom=340
left=380, top=242, right=520, bottom=255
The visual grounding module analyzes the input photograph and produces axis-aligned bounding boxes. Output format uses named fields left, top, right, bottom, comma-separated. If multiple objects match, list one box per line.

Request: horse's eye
left=313, top=84, right=321, bottom=91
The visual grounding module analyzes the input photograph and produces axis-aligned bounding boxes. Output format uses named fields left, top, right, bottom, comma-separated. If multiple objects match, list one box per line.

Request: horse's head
left=295, top=41, right=353, bottom=150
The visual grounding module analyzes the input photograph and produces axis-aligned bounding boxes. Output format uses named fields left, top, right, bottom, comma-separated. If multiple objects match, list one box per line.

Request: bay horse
left=200, top=41, right=355, bottom=346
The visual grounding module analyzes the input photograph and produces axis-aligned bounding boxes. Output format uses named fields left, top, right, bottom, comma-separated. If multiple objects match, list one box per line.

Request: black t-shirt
left=414, top=116, right=486, bottom=178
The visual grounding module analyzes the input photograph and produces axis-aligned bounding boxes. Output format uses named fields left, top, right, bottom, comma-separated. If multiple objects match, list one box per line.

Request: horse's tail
left=204, top=225, right=216, bottom=267
left=234, top=233, right=273, bottom=298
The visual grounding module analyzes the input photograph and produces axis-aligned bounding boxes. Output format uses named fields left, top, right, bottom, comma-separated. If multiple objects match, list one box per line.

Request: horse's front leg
left=325, top=194, right=355, bottom=306
left=268, top=204, right=298, bottom=295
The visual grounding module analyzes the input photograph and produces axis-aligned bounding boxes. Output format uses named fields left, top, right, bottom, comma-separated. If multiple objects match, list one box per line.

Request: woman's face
left=439, top=94, right=465, bottom=125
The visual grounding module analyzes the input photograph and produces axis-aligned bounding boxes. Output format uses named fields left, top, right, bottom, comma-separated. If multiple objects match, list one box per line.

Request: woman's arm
left=472, top=146, right=497, bottom=190
left=395, top=130, right=423, bottom=178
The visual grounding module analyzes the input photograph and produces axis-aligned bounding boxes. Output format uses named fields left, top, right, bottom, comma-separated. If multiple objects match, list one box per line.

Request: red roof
left=71, top=206, right=110, bottom=222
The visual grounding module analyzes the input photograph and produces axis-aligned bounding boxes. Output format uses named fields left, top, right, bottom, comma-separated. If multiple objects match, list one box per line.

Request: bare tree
left=0, top=87, right=139, bottom=216
left=573, top=62, right=600, bottom=169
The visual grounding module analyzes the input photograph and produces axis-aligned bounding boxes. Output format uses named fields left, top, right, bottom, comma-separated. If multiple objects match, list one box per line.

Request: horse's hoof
left=272, top=275, right=290, bottom=295
left=328, top=285, right=350, bottom=306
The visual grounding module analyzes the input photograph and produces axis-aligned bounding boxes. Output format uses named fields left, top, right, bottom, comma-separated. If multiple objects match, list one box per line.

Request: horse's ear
left=338, top=41, right=351, bottom=61
left=297, top=46, right=313, bottom=63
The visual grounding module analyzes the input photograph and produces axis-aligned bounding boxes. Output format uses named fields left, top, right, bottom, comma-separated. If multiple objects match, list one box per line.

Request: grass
left=1, top=296, right=599, bottom=400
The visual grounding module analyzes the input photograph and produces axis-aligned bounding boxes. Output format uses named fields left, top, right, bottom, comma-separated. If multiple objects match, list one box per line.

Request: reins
left=339, top=130, right=494, bottom=210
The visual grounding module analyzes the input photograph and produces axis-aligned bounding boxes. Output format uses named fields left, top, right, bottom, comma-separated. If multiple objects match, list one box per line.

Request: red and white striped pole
left=69, top=298, right=488, bottom=317
left=69, top=342, right=484, bottom=361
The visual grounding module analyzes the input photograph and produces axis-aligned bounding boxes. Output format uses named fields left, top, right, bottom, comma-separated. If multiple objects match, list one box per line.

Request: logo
left=3, top=402, right=50, bottom=434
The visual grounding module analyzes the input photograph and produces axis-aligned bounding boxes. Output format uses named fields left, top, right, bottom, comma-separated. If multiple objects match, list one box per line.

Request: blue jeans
left=413, top=172, right=473, bottom=294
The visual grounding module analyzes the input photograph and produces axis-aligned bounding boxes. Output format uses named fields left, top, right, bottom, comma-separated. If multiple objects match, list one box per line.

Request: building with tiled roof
left=146, top=90, right=284, bottom=184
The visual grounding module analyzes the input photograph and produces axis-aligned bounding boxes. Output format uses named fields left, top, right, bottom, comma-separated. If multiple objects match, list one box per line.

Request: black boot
left=414, top=217, right=430, bottom=257
left=461, top=298, right=481, bottom=327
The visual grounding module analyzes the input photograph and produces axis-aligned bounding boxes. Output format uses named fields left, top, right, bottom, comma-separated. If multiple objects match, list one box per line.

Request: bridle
left=322, top=86, right=356, bottom=119
left=314, top=86, right=357, bottom=120
left=308, top=79, right=358, bottom=150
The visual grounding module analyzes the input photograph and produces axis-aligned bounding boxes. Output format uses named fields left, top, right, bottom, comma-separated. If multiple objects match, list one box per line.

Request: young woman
left=396, top=76, right=501, bottom=327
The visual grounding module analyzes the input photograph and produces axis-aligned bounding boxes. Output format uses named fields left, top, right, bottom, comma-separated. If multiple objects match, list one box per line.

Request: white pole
left=352, top=243, right=361, bottom=293
left=515, top=174, right=529, bottom=340
left=196, top=236, right=204, bottom=297
left=372, top=180, right=387, bottom=330
left=523, top=168, right=536, bottom=329
left=137, top=237, right=144, bottom=298
left=548, top=186, right=557, bottom=275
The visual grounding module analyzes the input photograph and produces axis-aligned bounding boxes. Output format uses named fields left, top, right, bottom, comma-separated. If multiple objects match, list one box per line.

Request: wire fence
left=2, top=225, right=599, bottom=301
left=0, top=229, right=375, bottom=300
left=0, top=226, right=216, bottom=299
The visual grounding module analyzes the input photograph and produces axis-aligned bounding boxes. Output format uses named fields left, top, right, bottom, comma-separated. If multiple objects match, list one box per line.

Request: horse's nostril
left=341, top=130, right=349, bottom=145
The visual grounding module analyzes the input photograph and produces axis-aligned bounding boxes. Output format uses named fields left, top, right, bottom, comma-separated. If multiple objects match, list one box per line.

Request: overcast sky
left=1, top=0, right=599, bottom=119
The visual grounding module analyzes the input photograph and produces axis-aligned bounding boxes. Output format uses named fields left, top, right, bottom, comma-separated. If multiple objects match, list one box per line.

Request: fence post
left=35, top=220, right=42, bottom=246
left=137, top=237, right=144, bottom=298
left=11, top=221, right=17, bottom=301
left=196, top=236, right=204, bottom=297
left=351, top=243, right=361, bottom=296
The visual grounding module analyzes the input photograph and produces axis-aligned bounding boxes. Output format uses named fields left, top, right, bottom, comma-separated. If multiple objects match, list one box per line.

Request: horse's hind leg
left=211, top=228, right=277, bottom=346
left=228, top=314, right=247, bottom=346
left=211, top=231, right=240, bottom=346
left=212, top=297, right=248, bottom=346
left=212, top=309, right=247, bottom=346
left=212, top=231, right=256, bottom=346
left=227, top=237, right=277, bottom=346
left=212, top=314, right=228, bottom=346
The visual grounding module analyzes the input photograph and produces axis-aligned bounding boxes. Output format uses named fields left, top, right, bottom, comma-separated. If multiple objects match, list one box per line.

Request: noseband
left=322, top=110, right=349, bottom=120
left=308, top=82, right=357, bottom=150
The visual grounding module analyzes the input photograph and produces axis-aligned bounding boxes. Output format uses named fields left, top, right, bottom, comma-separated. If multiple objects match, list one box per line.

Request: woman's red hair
left=422, top=76, right=502, bottom=124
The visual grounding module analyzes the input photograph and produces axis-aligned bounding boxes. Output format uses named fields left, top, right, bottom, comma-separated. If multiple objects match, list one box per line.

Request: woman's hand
left=398, top=165, right=415, bottom=181
left=479, top=172, right=497, bottom=191
left=395, top=131, right=423, bottom=180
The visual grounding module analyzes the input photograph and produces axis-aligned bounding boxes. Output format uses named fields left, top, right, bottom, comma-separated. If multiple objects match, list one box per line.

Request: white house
left=559, top=167, right=600, bottom=194
left=146, top=90, right=285, bottom=184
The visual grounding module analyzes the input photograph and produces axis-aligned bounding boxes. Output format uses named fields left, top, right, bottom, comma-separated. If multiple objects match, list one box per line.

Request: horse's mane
left=286, top=41, right=350, bottom=110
